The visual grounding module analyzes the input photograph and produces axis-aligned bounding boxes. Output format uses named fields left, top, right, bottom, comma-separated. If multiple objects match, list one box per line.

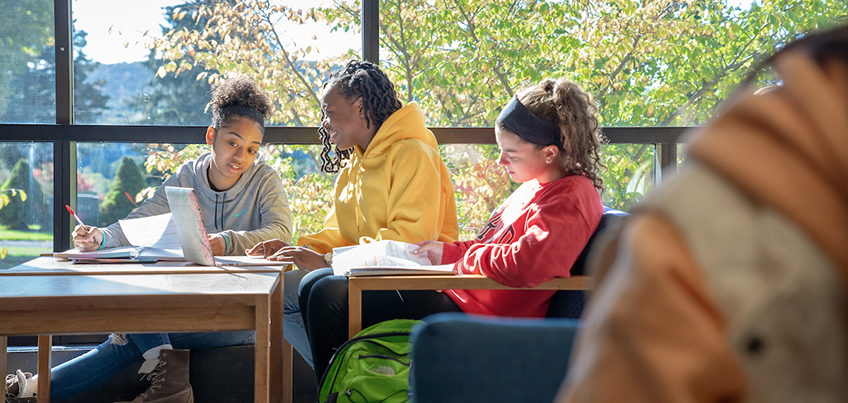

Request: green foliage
left=0, top=159, right=46, bottom=230
left=143, top=0, right=847, bottom=232
left=99, top=157, right=147, bottom=226
left=0, top=227, right=52, bottom=241
left=0, top=30, right=109, bottom=124
left=0, top=0, right=53, bottom=117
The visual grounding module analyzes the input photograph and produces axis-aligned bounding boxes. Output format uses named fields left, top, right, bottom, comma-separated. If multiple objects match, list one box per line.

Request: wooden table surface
left=1, top=256, right=283, bottom=276
left=346, top=274, right=592, bottom=337
left=0, top=257, right=287, bottom=403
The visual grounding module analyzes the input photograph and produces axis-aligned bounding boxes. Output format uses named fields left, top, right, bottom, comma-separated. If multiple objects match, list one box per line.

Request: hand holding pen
left=67, top=205, right=103, bottom=251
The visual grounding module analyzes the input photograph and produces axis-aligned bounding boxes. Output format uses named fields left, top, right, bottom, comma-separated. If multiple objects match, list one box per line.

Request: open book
left=55, top=213, right=185, bottom=261
left=331, top=240, right=457, bottom=277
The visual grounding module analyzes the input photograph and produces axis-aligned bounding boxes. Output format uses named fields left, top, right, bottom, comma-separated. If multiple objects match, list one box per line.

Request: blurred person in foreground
left=558, top=24, right=848, bottom=403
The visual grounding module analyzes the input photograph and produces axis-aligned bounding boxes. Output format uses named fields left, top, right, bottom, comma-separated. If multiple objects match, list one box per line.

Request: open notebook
left=162, top=186, right=290, bottom=267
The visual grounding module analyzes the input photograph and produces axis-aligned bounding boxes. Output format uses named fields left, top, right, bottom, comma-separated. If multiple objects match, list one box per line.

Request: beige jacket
left=558, top=51, right=848, bottom=403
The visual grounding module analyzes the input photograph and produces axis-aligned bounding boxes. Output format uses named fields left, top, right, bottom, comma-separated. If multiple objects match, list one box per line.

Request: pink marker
left=65, top=205, right=90, bottom=231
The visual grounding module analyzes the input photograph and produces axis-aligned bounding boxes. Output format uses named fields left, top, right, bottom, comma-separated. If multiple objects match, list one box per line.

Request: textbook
left=54, top=245, right=184, bottom=261
left=331, top=240, right=457, bottom=277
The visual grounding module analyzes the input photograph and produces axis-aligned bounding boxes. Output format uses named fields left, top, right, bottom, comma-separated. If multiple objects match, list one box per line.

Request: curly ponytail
left=516, top=78, right=607, bottom=191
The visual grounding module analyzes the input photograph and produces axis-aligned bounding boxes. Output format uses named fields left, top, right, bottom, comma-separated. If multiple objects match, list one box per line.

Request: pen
left=65, top=205, right=90, bottom=231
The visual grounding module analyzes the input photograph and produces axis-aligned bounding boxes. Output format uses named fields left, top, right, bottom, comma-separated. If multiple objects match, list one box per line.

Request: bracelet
left=323, top=251, right=333, bottom=267
left=222, top=233, right=231, bottom=255
left=97, top=235, right=105, bottom=250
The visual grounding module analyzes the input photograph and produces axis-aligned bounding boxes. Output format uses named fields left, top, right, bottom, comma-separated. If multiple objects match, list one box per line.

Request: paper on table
left=120, top=213, right=182, bottom=249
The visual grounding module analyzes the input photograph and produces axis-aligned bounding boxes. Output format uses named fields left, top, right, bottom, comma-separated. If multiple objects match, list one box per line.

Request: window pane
left=73, top=0, right=359, bottom=126
left=600, top=144, right=655, bottom=211
left=377, top=0, right=847, bottom=127
left=0, top=0, right=55, bottom=124
left=441, top=143, right=652, bottom=239
left=77, top=142, right=170, bottom=227
left=77, top=141, right=333, bottom=241
left=0, top=142, right=54, bottom=270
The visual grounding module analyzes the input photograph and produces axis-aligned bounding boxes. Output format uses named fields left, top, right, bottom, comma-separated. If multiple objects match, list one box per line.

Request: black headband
left=497, top=96, right=561, bottom=147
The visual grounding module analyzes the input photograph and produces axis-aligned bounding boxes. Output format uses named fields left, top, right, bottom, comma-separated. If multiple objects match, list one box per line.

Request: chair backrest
left=546, top=208, right=628, bottom=318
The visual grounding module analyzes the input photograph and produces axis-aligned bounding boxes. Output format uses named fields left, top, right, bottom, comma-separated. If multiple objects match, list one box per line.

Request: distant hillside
left=87, top=62, right=156, bottom=125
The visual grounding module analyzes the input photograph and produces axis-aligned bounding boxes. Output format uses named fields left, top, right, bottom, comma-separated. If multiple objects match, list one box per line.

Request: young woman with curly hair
left=5, top=76, right=293, bottom=402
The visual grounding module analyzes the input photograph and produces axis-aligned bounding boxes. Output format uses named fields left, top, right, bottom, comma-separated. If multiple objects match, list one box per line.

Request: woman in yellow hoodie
left=247, top=60, right=458, bottom=372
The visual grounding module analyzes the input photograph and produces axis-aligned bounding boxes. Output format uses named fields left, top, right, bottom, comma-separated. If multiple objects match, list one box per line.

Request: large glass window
left=0, top=0, right=56, bottom=124
left=0, top=142, right=54, bottom=269
left=373, top=0, right=848, bottom=128
left=73, top=0, right=360, bottom=126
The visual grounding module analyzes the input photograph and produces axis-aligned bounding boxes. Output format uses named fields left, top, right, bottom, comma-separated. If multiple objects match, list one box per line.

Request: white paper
left=120, top=213, right=182, bottom=250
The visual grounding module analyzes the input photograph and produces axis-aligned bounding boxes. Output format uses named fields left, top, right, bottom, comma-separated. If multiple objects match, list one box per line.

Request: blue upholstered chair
left=408, top=208, right=626, bottom=403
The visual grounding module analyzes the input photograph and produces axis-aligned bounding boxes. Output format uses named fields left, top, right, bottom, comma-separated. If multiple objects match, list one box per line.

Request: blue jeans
left=50, top=331, right=255, bottom=400
left=284, top=269, right=313, bottom=368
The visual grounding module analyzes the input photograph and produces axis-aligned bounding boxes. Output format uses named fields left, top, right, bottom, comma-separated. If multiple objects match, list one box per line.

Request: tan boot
left=115, top=349, right=194, bottom=403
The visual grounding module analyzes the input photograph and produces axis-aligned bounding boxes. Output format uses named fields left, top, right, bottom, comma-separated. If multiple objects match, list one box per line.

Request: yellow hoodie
left=298, top=102, right=459, bottom=253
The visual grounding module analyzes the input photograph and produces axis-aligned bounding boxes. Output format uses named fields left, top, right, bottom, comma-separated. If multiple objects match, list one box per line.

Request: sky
left=74, top=0, right=757, bottom=65
left=73, top=0, right=359, bottom=64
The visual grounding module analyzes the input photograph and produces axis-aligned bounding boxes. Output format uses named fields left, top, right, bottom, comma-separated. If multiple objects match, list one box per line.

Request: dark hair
left=317, top=60, right=403, bottom=173
left=498, top=78, right=606, bottom=191
left=743, top=24, right=848, bottom=87
left=210, top=75, right=272, bottom=134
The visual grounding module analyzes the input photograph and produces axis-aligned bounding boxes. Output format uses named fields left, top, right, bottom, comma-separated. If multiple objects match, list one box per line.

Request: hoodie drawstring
left=214, top=193, right=226, bottom=231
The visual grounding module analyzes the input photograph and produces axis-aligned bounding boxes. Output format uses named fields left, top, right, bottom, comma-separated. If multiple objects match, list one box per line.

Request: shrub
left=0, top=159, right=47, bottom=230
left=99, top=157, right=146, bottom=226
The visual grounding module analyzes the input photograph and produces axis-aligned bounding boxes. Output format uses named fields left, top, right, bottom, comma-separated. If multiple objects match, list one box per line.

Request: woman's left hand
left=270, top=245, right=327, bottom=271
left=208, top=234, right=226, bottom=255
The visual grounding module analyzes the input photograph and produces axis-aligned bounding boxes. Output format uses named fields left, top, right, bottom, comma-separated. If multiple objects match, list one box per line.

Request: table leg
left=269, top=276, right=287, bottom=403
left=255, top=295, right=271, bottom=403
left=1, top=335, right=6, bottom=403
left=348, top=281, right=362, bottom=339
left=37, top=335, right=51, bottom=403
left=282, top=340, right=292, bottom=403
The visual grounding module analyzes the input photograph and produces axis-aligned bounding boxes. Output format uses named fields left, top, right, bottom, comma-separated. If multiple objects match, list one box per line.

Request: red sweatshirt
left=442, top=175, right=603, bottom=317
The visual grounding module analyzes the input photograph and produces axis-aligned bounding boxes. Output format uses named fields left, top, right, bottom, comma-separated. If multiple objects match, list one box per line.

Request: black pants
left=299, top=268, right=462, bottom=384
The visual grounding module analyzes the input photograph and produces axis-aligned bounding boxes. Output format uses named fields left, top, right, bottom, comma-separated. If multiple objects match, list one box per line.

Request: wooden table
left=0, top=257, right=288, bottom=403
left=347, top=274, right=592, bottom=337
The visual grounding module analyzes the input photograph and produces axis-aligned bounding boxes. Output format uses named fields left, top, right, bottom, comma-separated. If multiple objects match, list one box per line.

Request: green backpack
left=318, top=319, right=421, bottom=403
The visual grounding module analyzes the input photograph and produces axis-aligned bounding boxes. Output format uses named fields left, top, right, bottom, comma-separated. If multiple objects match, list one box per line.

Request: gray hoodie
left=100, top=151, right=292, bottom=255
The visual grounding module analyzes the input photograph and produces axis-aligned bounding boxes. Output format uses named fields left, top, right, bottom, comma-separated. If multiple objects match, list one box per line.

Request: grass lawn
left=0, top=227, right=52, bottom=241
left=0, top=246, right=51, bottom=270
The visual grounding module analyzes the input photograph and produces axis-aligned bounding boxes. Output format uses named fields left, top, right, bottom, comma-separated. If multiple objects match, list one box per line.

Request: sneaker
left=4, top=370, right=34, bottom=399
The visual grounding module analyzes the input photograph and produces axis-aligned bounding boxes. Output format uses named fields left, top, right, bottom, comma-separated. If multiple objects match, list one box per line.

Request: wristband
left=97, top=235, right=105, bottom=250
left=222, top=233, right=231, bottom=255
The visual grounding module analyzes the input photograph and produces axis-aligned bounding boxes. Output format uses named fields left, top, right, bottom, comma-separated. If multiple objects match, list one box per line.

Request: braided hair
left=318, top=60, right=403, bottom=173
left=210, top=75, right=272, bottom=135
left=500, top=78, right=607, bottom=191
